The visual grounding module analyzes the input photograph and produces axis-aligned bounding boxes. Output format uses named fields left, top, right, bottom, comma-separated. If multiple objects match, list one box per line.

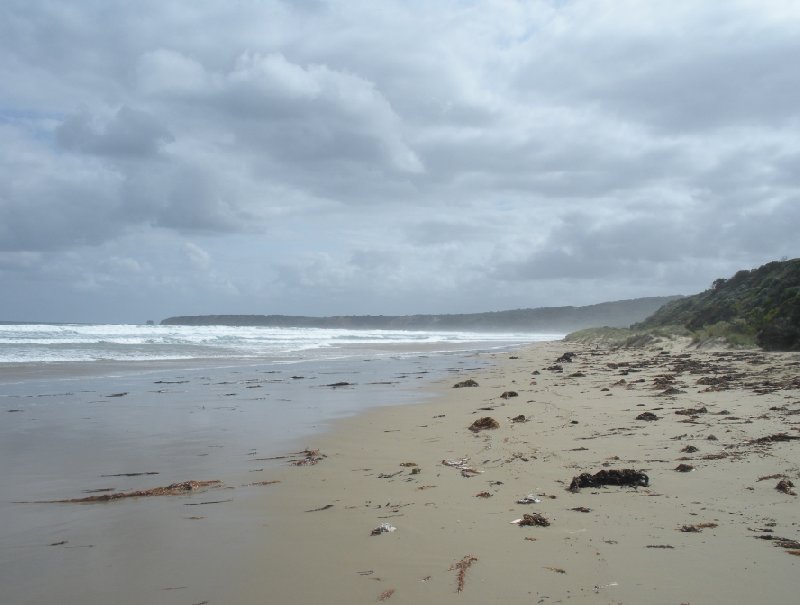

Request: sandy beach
left=4, top=339, right=799, bottom=604
left=236, top=339, right=799, bottom=604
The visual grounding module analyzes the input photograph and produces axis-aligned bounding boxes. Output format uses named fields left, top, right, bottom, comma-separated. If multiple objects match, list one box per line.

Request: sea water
left=0, top=323, right=562, bottom=364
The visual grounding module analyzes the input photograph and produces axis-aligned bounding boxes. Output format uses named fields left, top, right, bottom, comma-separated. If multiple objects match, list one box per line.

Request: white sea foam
left=0, top=323, right=563, bottom=363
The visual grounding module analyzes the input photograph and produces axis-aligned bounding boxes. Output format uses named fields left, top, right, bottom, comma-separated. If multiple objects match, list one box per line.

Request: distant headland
left=161, top=296, right=680, bottom=333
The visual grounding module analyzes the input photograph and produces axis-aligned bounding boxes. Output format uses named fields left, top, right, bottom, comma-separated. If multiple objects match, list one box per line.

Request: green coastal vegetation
left=567, top=258, right=800, bottom=351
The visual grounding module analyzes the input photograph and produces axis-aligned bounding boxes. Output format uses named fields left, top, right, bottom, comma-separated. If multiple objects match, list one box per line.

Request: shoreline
left=3, top=339, right=799, bottom=604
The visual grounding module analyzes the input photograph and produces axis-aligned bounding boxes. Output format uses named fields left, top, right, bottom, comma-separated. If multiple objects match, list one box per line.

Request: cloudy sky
left=1, top=0, right=798, bottom=323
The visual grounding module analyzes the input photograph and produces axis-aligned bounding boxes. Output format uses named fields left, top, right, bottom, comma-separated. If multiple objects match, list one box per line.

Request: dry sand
left=243, top=339, right=799, bottom=604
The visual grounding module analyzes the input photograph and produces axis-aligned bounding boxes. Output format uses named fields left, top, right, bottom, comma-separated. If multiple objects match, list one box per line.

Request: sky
left=1, top=0, right=799, bottom=323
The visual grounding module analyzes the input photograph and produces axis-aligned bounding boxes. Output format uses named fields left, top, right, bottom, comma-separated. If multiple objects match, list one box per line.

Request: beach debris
left=746, top=433, right=800, bottom=445
left=706, top=434, right=719, bottom=441
left=305, top=504, right=334, bottom=512
left=636, top=412, right=659, bottom=421
left=756, top=534, right=800, bottom=555
left=568, top=469, right=649, bottom=492
left=593, top=582, right=619, bottom=593
left=475, top=491, right=492, bottom=498
left=511, top=513, right=550, bottom=527
left=511, top=414, right=527, bottom=423
left=325, top=381, right=353, bottom=387
left=106, top=392, right=128, bottom=397
left=658, top=387, right=685, bottom=396
left=291, top=449, right=326, bottom=466
left=399, top=462, right=417, bottom=467
left=571, top=506, right=592, bottom=513
left=100, top=471, right=159, bottom=477
left=544, top=567, right=566, bottom=574
left=371, top=523, right=397, bottom=536
left=516, top=494, right=542, bottom=504
left=469, top=417, right=499, bottom=432
left=453, top=379, right=479, bottom=388
left=674, top=464, right=695, bottom=473
left=184, top=498, right=233, bottom=506
left=680, top=522, right=718, bottom=532
left=378, top=588, right=395, bottom=601
left=675, top=406, right=708, bottom=416
left=254, top=448, right=326, bottom=465
left=757, top=473, right=785, bottom=481
left=50, top=540, right=68, bottom=546
left=556, top=352, right=576, bottom=363
left=776, top=479, right=797, bottom=496
left=680, top=445, right=699, bottom=453
left=646, top=544, right=675, bottom=549
left=500, top=391, right=518, bottom=399
left=442, top=457, right=484, bottom=477
left=33, top=480, right=222, bottom=503
left=449, top=554, right=478, bottom=593
left=246, top=480, right=280, bottom=487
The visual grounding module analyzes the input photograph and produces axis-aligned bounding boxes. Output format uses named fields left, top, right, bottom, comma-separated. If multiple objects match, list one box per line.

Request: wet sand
left=3, top=340, right=799, bottom=604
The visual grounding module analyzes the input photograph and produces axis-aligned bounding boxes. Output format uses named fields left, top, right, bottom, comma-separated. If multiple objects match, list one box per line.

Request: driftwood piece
left=305, top=504, right=334, bottom=512
left=568, top=469, right=649, bottom=492
left=33, top=480, right=222, bottom=503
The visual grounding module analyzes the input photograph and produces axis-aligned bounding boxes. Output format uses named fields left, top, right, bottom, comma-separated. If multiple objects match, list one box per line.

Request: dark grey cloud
left=0, top=0, right=798, bottom=322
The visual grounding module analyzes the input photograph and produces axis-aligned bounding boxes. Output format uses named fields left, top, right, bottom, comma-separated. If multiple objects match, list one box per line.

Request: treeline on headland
left=634, top=258, right=800, bottom=351
left=568, top=258, right=800, bottom=351
left=161, top=296, right=678, bottom=333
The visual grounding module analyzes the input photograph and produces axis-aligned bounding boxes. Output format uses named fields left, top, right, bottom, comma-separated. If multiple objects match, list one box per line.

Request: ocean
left=0, top=323, right=563, bottom=364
